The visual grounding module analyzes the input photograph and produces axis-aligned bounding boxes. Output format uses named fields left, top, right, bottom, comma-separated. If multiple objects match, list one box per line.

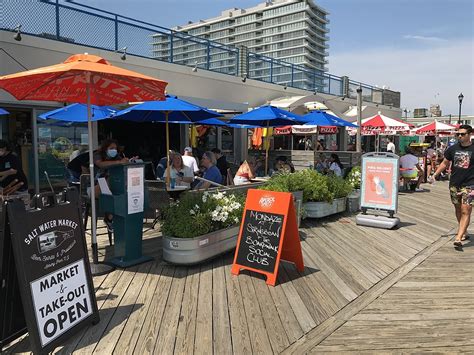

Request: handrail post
left=169, top=31, right=174, bottom=63
left=206, top=40, right=210, bottom=70
left=270, top=58, right=273, bottom=83
left=55, top=0, right=60, bottom=39
left=235, top=48, right=239, bottom=76
left=291, top=65, right=294, bottom=87
left=114, top=15, right=118, bottom=51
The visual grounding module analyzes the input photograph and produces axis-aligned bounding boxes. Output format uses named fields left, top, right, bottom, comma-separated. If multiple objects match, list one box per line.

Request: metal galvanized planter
left=163, top=225, right=240, bottom=265
left=292, top=190, right=303, bottom=227
left=304, top=197, right=347, bottom=218
left=347, top=190, right=361, bottom=213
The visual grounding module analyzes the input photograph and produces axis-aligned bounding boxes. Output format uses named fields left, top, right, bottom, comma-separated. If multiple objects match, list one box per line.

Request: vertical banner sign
left=127, top=166, right=144, bottom=214
left=360, top=153, right=399, bottom=212
left=6, top=190, right=99, bottom=354
left=231, top=189, right=304, bottom=286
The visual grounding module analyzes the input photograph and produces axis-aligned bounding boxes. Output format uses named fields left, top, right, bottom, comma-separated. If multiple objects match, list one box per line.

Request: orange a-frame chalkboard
left=231, top=189, right=304, bottom=286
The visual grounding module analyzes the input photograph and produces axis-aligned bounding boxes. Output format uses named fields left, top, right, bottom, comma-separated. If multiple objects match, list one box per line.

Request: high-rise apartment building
left=152, top=0, right=329, bottom=90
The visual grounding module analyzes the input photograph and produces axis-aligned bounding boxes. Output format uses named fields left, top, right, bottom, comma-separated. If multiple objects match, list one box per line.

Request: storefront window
left=37, top=118, right=88, bottom=187
left=221, top=126, right=234, bottom=153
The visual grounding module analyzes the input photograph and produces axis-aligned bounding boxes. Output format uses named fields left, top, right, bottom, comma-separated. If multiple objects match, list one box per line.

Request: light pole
left=403, top=108, right=410, bottom=121
left=458, top=93, right=464, bottom=124
left=356, top=87, right=362, bottom=152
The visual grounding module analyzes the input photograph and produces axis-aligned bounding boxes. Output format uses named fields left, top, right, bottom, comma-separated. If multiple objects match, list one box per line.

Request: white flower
left=190, top=210, right=195, bottom=215
left=194, top=204, right=200, bottom=210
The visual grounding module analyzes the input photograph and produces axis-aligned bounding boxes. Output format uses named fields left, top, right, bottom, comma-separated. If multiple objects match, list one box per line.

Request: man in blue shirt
left=195, top=151, right=223, bottom=189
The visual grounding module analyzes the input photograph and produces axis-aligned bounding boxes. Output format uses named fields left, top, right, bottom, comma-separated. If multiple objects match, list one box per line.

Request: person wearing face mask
left=93, top=139, right=129, bottom=178
left=93, top=139, right=130, bottom=233
left=0, top=140, right=28, bottom=193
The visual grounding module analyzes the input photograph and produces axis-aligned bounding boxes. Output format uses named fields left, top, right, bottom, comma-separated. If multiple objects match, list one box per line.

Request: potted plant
left=259, top=172, right=305, bottom=226
left=293, top=170, right=352, bottom=218
left=161, top=190, right=245, bottom=264
left=346, top=166, right=361, bottom=213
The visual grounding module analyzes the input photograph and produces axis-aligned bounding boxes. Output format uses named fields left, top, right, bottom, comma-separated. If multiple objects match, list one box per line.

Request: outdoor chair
left=79, top=174, right=113, bottom=246
left=145, top=179, right=172, bottom=229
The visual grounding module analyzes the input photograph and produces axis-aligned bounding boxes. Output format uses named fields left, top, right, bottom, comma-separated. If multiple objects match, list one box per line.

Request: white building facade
left=152, top=0, right=329, bottom=90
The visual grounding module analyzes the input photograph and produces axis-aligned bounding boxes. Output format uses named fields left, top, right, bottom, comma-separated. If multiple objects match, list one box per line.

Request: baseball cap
left=184, top=146, right=193, bottom=153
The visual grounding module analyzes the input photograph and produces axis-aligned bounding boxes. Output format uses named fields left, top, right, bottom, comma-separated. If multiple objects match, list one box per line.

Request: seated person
left=273, top=157, right=292, bottom=175
left=315, top=153, right=328, bottom=173
left=234, top=158, right=256, bottom=185
left=156, top=151, right=171, bottom=180
left=163, top=153, right=194, bottom=188
left=399, top=148, right=423, bottom=191
left=194, top=151, right=223, bottom=189
left=327, top=153, right=343, bottom=177
left=0, top=140, right=28, bottom=193
left=211, top=148, right=229, bottom=182
left=66, top=150, right=92, bottom=184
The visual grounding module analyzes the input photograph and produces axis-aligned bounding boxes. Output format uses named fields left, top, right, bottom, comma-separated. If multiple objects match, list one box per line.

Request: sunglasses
left=456, top=132, right=468, bottom=137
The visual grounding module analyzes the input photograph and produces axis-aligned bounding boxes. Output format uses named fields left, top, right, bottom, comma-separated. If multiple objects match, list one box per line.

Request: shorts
left=449, top=186, right=474, bottom=206
left=401, top=170, right=418, bottom=179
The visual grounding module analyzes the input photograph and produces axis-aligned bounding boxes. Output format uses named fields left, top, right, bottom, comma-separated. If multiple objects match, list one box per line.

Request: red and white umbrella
left=361, top=113, right=413, bottom=134
left=414, top=120, right=456, bottom=135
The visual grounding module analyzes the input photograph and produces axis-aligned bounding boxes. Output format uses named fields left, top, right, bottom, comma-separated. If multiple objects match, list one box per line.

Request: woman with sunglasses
left=430, top=124, right=474, bottom=248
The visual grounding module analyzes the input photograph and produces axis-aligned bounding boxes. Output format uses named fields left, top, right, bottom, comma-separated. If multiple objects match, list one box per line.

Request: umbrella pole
left=265, top=121, right=269, bottom=176
left=166, top=111, right=171, bottom=187
left=86, top=75, right=114, bottom=276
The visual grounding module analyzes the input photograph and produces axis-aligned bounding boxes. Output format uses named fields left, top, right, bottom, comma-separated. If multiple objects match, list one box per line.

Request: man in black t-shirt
left=0, top=140, right=28, bottom=192
left=431, top=124, right=474, bottom=248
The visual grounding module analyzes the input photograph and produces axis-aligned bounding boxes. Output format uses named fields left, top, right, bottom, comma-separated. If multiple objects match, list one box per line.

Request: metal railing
left=1, top=0, right=381, bottom=102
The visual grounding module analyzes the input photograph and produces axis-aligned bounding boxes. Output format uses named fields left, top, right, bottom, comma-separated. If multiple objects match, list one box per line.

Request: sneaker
left=103, top=217, right=114, bottom=233
left=415, top=188, right=424, bottom=192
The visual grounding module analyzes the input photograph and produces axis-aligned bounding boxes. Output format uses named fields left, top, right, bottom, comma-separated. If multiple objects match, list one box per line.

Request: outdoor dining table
left=166, top=185, right=189, bottom=200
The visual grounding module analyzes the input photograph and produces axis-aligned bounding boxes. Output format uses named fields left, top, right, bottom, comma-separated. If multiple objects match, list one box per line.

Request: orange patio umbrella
left=0, top=53, right=168, bottom=272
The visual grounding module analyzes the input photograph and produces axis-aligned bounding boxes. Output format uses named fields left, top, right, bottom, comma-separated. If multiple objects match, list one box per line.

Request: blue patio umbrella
left=114, top=95, right=224, bottom=185
left=301, top=110, right=358, bottom=127
left=0, top=108, right=9, bottom=115
left=229, top=105, right=303, bottom=127
left=229, top=105, right=304, bottom=174
left=39, top=103, right=117, bottom=122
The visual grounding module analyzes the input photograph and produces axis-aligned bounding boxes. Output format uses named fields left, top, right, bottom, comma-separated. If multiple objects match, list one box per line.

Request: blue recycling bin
left=99, top=163, right=152, bottom=267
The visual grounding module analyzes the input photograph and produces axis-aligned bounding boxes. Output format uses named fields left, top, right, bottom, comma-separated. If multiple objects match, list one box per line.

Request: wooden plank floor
left=3, top=181, right=472, bottom=354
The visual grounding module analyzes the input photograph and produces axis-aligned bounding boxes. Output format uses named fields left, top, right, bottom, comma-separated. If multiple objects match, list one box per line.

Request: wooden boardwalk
left=3, top=181, right=473, bottom=354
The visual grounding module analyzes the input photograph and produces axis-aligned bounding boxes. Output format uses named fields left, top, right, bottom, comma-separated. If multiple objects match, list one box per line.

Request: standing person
left=182, top=146, right=199, bottom=174
left=430, top=125, right=474, bottom=248
left=0, top=140, right=28, bottom=192
left=211, top=148, right=229, bottom=180
left=194, top=151, right=223, bottom=189
left=386, top=137, right=396, bottom=154
left=93, top=139, right=130, bottom=232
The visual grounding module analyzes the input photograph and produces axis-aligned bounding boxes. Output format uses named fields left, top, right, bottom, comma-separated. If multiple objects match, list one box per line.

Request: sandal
left=461, top=235, right=470, bottom=241
left=453, top=240, right=463, bottom=248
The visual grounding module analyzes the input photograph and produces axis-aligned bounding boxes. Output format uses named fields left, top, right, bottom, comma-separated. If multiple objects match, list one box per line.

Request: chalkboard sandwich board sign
left=4, top=189, right=99, bottom=354
left=231, top=189, right=304, bottom=286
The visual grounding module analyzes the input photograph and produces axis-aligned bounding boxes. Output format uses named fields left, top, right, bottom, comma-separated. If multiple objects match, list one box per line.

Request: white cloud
left=403, top=34, right=447, bottom=42
left=329, top=40, right=474, bottom=116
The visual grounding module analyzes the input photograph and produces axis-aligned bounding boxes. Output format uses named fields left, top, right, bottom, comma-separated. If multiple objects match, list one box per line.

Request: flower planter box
left=163, top=225, right=240, bottom=265
left=304, top=197, right=347, bottom=218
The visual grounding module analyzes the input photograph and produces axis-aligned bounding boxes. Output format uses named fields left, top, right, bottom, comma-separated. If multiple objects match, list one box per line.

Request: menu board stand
left=356, top=152, right=400, bottom=229
left=1, top=189, right=99, bottom=354
left=231, top=189, right=304, bottom=286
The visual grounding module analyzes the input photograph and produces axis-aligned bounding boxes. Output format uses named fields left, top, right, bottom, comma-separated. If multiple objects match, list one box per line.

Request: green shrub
left=327, top=175, right=353, bottom=199
left=346, top=166, right=361, bottom=189
left=161, top=191, right=245, bottom=238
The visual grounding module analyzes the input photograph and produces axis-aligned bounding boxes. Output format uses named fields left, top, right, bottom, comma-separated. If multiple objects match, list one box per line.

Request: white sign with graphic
left=127, top=166, right=144, bottom=214
left=30, top=259, right=92, bottom=346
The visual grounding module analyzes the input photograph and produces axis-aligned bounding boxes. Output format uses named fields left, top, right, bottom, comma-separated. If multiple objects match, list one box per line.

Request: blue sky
left=83, top=0, right=473, bottom=115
